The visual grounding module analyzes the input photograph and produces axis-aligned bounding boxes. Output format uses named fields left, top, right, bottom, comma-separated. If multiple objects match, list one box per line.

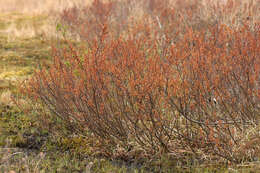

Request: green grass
left=0, top=14, right=52, bottom=151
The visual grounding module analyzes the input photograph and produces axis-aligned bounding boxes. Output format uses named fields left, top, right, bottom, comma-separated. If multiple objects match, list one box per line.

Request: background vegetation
left=0, top=0, right=259, bottom=172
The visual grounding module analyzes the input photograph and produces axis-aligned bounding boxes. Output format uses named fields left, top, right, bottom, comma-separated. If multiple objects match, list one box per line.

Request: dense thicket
left=24, top=0, right=260, bottom=164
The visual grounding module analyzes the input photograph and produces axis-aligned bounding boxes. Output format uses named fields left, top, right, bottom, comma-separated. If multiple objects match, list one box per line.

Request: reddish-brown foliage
left=24, top=0, right=260, bottom=164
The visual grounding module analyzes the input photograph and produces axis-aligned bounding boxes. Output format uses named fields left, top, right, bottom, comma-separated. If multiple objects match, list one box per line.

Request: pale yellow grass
left=0, top=13, right=57, bottom=39
left=0, top=0, right=92, bottom=38
left=0, top=90, right=13, bottom=106
left=0, top=0, right=92, bottom=14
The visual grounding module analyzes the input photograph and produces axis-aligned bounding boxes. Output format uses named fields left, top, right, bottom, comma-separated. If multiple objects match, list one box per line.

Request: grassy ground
left=0, top=2, right=259, bottom=173
left=0, top=0, right=91, bottom=14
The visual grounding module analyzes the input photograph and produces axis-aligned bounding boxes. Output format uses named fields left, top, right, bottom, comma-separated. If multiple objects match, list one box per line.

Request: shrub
left=24, top=0, right=260, bottom=165
left=58, top=0, right=259, bottom=42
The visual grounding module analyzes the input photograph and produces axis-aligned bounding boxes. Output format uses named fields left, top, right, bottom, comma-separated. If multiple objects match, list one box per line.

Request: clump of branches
left=23, top=0, right=260, bottom=165
left=58, top=0, right=259, bottom=42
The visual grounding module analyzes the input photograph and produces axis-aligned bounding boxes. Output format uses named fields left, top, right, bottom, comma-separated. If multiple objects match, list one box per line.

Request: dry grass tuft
left=0, top=0, right=92, bottom=38
left=0, top=90, right=13, bottom=106
left=0, top=0, right=92, bottom=14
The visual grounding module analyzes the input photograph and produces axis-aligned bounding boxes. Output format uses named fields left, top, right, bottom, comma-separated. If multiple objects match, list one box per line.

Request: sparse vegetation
left=0, top=0, right=259, bottom=172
